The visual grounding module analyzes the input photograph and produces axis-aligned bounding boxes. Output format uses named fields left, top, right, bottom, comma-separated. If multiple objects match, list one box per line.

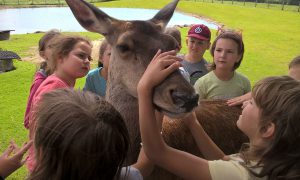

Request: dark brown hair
left=28, top=89, right=129, bottom=180
left=38, top=29, right=60, bottom=52
left=47, top=34, right=92, bottom=73
left=165, top=27, right=182, bottom=49
left=242, top=76, right=300, bottom=179
left=288, top=55, right=300, bottom=69
left=209, top=31, right=244, bottom=71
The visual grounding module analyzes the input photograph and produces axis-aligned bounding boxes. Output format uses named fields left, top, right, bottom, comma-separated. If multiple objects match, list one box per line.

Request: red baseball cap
left=187, top=24, right=211, bottom=41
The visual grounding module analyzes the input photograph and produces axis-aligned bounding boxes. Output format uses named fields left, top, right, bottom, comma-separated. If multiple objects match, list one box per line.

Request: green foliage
left=1, top=1, right=299, bottom=179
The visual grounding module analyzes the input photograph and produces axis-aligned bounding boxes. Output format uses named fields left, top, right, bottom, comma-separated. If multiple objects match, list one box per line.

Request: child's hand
left=227, top=93, right=251, bottom=107
left=138, top=49, right=181, bottom=92
left=182, top=111, right=198, bottom=128
left=0, top=140, right=33, bottom=178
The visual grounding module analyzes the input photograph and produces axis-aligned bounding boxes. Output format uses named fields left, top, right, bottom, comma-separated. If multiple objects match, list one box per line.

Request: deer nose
left=171, top=91, right=199, bottom=112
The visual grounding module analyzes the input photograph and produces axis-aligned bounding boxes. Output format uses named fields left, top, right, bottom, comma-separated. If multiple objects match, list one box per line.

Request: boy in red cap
left=179, top=24, right=211, bottom=85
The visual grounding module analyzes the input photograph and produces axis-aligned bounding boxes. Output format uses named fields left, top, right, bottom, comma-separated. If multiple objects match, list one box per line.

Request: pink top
left=24, top=71, right=47, bottom=129
left=26, top=74, right=71, bottom=172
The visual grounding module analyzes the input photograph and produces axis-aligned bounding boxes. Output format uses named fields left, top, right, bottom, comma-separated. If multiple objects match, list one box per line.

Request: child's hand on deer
left=138, top=49, right=181, bottom=93
left=0, top=140, right=32, bottom=178
left=182, top=111, right=198, bottom=129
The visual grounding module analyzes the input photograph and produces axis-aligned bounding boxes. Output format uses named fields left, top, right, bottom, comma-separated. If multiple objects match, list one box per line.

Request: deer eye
left=117, top=44, right=130, bottom=53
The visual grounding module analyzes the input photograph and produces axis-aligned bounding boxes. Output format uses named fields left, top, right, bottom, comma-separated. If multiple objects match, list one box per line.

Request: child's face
left=237, top=98, right=261, bottom=141
left=288, top=64, right=300, bottom=81
left=186, top=37, right=210, bottom=58
left=213, top=38, right=241, bottom=71
left=58, top=41, right=91, bottom=79
left=101, top=45, right=111, bottom=70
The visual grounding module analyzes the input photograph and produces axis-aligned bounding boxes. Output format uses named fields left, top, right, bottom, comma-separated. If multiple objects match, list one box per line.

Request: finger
left=163, top=61, right=181, bottom=76
left=158, top=50, right=176, bottom=57
left=14, top=141, right=33, bottom=158
left=151, top=49, right=162, bottom=62
left=3, top=144, right=14, bottom=157
left=10, top=141, right=20, bottom=153
left=159, top=59, right=179, bottom=68
left=158, top=55, right=182, bottom=65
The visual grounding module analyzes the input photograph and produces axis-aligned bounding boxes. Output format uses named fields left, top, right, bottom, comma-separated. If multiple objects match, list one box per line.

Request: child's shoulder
left=87, top=67, right=101, bottom=76
left=234, top=71, right=250, bottom=82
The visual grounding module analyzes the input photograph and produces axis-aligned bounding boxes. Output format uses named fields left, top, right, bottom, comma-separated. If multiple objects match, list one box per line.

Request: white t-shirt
left=208, top=154, right=266, bottom=180
left=120, top=166, right=143, bottom=180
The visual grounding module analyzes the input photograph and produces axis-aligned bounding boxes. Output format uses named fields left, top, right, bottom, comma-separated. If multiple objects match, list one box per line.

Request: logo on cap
left=194, top=27, right=202, bottom=34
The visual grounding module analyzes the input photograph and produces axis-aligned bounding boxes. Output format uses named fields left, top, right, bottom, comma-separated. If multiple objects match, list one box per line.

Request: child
left=137, top=50, right=300, bottom=179
left=26, top=34, right=92, bottom=172
left=28, top=88, right=143, bottom=179
left=180, top=24, right=211, bottom=85
left=227, top=55, right=300, bottom=106
left=288, top=55, right=300, bottom=80
left=194, top=31, right=251, bottom=100
left=24, top=29, right=60, bottom=129
left=0, top=141, right=32, bottom=179
left=165, top=27, right=190, bottom=82
left=165, top=27, right=182, bottom=53
left=84, top=39, right=111, bottom=97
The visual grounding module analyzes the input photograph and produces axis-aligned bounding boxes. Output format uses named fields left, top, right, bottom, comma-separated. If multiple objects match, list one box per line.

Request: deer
left=65, top=0, right=247, bottom=179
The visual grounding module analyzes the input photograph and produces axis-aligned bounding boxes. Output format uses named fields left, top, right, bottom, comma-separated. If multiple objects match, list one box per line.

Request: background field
left=0, top=0, right=300, bottom=179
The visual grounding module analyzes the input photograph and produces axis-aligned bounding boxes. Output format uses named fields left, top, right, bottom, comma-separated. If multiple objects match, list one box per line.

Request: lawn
left=0, top=0, right=300, bottom=179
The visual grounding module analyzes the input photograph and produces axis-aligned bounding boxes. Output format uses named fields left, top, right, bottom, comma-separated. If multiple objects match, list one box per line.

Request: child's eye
left=77, top=53, right=91, bottom=61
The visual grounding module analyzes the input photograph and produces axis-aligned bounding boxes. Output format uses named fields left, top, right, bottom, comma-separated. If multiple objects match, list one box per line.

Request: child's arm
left=0, top=140, right=32, bottom=178
left=132, top=147, right=154, bottom=178
left=137, top=50, right=212, bottom=180
left=183, top=112, right=226, bottom=160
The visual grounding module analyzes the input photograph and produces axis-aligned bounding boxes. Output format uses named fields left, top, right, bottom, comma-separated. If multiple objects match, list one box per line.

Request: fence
left=183, top=0, right=300, bottom=12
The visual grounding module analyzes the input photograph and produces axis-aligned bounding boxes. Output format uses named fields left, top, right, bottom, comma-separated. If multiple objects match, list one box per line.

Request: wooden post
left=255, top=0, right=258, bottom=7
left=232, top=0, right=233, bottom=4
left=298, top=1, right=300, bottom=12
left=267, top=0, right=270, bottom=8
left=243, top=0, right=245, bottom=6
left=222, top=0, right=223, bottom=3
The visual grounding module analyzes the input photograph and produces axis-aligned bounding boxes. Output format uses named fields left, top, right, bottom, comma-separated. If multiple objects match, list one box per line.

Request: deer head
left=66, top=0, right=198, bottom=118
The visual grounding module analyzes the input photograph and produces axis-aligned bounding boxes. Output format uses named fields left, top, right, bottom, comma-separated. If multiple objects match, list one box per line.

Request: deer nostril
left=171, top=91, right=199, bottom=112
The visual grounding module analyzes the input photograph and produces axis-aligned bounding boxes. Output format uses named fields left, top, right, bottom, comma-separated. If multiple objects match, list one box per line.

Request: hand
left=138, top=49, right=181, bottom=92
left=182, top=111, right=198, bottom=128
left=242, top=100, right=250, bottom=109
left=226, top=92, right=251, bottom=107
left=0, top=140, right=33, bottom=178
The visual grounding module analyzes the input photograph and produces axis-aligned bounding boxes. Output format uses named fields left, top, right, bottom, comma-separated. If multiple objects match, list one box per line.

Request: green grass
left=1, top=0, right=300, bottom=179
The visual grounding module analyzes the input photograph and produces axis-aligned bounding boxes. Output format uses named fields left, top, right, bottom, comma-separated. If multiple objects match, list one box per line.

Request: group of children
left=0, top=24, right=300, bottom=179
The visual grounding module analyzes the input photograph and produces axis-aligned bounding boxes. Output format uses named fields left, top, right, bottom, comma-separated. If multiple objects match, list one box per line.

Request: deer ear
left=65, top=0, right=119, bottom=36
left=150, top=0, right=179, bottom=30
